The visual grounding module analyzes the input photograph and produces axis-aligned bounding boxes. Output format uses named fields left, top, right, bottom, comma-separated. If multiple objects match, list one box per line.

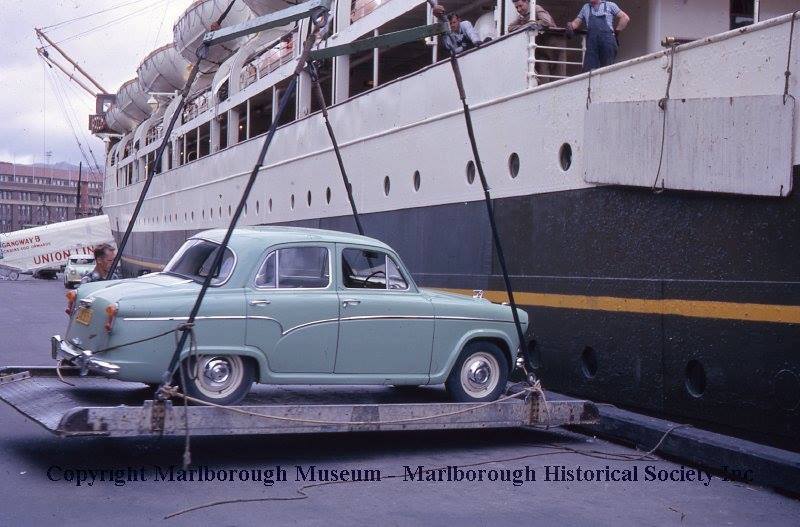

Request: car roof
left=194, top=226, right=393, bottom=251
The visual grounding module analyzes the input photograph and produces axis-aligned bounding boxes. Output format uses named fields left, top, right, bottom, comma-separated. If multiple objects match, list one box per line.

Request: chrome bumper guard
left=51, top=335, right=120, bottom=376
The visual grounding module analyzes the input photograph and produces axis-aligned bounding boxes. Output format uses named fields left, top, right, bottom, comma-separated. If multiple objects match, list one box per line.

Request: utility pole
left=75, top=161, right=82, bottom=218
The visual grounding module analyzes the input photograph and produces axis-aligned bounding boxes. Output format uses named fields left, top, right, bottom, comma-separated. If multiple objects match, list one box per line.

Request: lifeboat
left=241, top=0, right=286, bottom=16
left=173, top=0, right=254, bottom=74
left=137, top=43, right=191, bottom=94
left=115, top=78, right=152, bottom=127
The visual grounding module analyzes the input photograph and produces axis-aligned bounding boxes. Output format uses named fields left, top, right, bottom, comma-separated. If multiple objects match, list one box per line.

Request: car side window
left=342, top=248, right=408, bottom=290
left=256, top=247, right=329, bottom=289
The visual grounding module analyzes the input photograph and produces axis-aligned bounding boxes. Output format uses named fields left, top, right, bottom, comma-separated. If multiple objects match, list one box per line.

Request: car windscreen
left=163, top=239, right=235, bottom=285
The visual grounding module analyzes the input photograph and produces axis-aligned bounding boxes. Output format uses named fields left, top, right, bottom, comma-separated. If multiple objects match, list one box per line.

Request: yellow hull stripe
left=437, top=288, right=800, bottom=325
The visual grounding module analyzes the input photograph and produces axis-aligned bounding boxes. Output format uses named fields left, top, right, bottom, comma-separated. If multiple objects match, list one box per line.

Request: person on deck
left=566, top=0, right=630, bottom=72
left=441, top=12, right=481, bottom=54
left=508, top=0, right=555, bottom=32
left=508, top=0, right=558, bottom=82
left=81, top=244, right=120, bottom=283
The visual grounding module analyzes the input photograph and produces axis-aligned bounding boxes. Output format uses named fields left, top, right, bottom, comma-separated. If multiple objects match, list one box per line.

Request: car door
left=245, top=243, right=339, bottom=373
left=334, top=244, right=434, bottom=375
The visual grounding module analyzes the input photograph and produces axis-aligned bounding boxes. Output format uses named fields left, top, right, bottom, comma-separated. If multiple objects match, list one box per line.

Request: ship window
left=217, top=79, right=229, bottom=103
left=413, top=170, right=421, bottom=192
left=383, top=176, right=390, bottom=196
left=349, top=48, right=374, bottom=98
left=466, top=160, right=475, bottom=184
left=185, top=129, right=198, bottom=162
left=685, top=360, right=706, bottom=398
left=218, top=206, right=222, bottom=218
left=559, top=143, right=572, bottom=171
left=218, top=113, right=228, bottom=150
left=580, top=347, right=598, bottom=379
left=268, top=198, right=273, bottom=212
left=228, top=204, right=232, bottom=216
left=374, top=5, right=430, bottom=86
left=325, top=187, right=331, bottom=204
left=307, top=191, right=312, bottom=207
left=256, top=200, right=260, bottom=214
left=167, top=142, right=173, bottom=170
left=234, top=103, right=248, bottom=143
left=249, top=90, right=273, bottom=137
left=508, top=153, right=520, bottom=178
left=275, top=79, right=296, bottom=127
left=198, top=122, right=210, bottom=158
left=290, top=194, right=295, bottom=210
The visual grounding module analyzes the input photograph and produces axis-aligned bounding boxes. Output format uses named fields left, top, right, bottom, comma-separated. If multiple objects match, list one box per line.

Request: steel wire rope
left=53, top=73, right=105, bottom=176
left=50, top=0, right=171, bottom=46
left=41, top=57, right=100, bottom=178
left=105, top=0, right=241, bottom=281
left=650, top=43, right=677, bottom=192
left=43, top=61, right=99, bottom=177
left=784, top=11, right=798, bottom=104
left=40, top=0, right=156, bottom=31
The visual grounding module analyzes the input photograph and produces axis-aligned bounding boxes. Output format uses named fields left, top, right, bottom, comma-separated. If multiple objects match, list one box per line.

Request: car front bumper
left=51, top=335, right=120, bottom=376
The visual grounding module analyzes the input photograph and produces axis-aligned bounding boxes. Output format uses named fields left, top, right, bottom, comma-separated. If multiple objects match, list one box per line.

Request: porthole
left=268, top=198, right=273, bottom=212
left=244, top=203, right=248, bottom=216
left=202, top=210, right=205, bottom=219
left=256, top=201, right=260, bottom=214
left=191, top=211, right=195, bottom=221
left=559, top=143, right=572, bottom=171
left=466, top=160, right=476, bottom=185
left=228, top=205, right=232, bottom=216
left=527, top=339, right=542, bottom=370
left=580, top=346, right=598, bottom=379
left=326, top=187, right=331, bottom=204
left=413, top=170, right=421, bottom=192
left=383, top=176, right=391, bottom=196
left=307, top=191, right=312, bottom=207
left=218, top=206, right=222, bottom=218
left=184, top=212, right=187, bottom=221
left=290, top=194, right=295, bottom=210
left=685, top=360, right=706, bottom=398
left=210, top=208, right=213, bottom=219
left=508, top=152, right=520, bottom=179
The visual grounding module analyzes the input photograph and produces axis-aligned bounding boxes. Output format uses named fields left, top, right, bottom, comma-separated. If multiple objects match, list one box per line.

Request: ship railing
left=240, top=33, right=296, bottom=89
left=527, top=27, right=586, bottom=87
left=351, top=0, right=393, bottom=23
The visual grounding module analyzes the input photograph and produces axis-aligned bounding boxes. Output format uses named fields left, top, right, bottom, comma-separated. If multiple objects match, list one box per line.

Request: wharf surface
left=0, top=277, right=797, bottom=526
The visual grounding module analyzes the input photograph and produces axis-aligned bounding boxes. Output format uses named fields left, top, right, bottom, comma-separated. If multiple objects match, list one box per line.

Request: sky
left=0, top=0, right=194, bottom=168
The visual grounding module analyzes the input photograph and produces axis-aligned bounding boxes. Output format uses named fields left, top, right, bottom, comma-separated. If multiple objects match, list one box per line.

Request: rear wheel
left=181, top=355, right=255, bottom=406
left=446, top=341, right=508, bottom=403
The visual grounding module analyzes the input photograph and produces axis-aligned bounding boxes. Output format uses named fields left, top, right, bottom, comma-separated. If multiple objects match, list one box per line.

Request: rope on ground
left=161, top=385, right=536, bottom=427
left=784, top=11, right=798, bottom=104
left=547, top=422, right=692, bottom=462
left=650, top=43, right=677, bottom=192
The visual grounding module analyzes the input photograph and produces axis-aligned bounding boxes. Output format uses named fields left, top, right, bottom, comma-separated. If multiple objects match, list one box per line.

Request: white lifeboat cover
left=241, top=0, right=285, bottom=16
left=137, top=44, right=191, bottom=93
left=116, top=78, right=152, bottom=125
left=104, top=106, right=133, bottom=134
left=173, top=0, right=254, bottom=73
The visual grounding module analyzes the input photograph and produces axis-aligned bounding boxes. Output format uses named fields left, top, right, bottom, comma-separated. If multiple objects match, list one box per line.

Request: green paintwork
left=63, top=227, right=528, bottom=385
left=308, top=23, right=449, bottom=61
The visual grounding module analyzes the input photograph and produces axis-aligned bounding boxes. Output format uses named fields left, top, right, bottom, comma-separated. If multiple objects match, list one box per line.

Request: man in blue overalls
left=566, top=1, right=630, bottom=72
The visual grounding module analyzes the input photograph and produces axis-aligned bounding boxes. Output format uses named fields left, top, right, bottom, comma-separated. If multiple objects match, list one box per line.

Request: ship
left=78, top=0, right=799, bottom=448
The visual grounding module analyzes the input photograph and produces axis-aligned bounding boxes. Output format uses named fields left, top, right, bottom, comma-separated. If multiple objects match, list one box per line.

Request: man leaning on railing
left=508, top=0, right=558, bottom=82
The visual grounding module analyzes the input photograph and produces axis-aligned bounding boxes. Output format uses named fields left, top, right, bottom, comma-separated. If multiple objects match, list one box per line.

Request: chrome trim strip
left=281, top=317, right=339, bottom=336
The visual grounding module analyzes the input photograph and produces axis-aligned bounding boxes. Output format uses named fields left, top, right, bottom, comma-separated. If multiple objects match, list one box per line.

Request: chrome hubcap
left=193, top=355, right=244, bottom=399
left=467, top=360, right=491, bottom=385
left=460, top=351, right=500, bottom=398
left=204, top=359, right=231, bottom=384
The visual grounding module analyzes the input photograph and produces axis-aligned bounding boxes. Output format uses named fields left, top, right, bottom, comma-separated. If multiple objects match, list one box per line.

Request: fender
left=177, top=345, right=270, bottom=382
left=428, top=328, right=518, bottom=384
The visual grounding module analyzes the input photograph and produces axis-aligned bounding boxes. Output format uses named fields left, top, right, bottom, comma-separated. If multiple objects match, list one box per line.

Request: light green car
left=52, top=227, right=528, bottom=405
left=63, top=255, right=96, bottom=289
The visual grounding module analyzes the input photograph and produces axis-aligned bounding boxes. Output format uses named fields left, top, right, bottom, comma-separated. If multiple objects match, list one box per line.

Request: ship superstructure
left=86, top=0, right=800, bottom=447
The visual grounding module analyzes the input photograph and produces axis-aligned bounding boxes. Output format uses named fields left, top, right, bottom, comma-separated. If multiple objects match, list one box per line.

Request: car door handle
left=341, top=299, right=361, bottom=307
left=249, top=299, right=271, bottom=306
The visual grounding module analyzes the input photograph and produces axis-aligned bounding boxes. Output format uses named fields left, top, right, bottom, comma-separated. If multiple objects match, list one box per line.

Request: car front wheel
left=180, top=354, right=255, bottom=406
left=446, top=341, right=508, bottom=403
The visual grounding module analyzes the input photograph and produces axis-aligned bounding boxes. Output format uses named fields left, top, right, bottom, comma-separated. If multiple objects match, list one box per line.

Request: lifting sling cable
left=159, top=10, right=330, bottom=391
left=106, top=0, right=239, bottom=280
left=429, top=2, right=533, bottom=380
left=307, top=61, right=365, bottom=235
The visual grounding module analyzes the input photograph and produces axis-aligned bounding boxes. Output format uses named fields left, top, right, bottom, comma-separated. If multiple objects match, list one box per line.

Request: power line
left=51, top=0, right=171, bottom=46
left=40, top=0, right=155, bottom=31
